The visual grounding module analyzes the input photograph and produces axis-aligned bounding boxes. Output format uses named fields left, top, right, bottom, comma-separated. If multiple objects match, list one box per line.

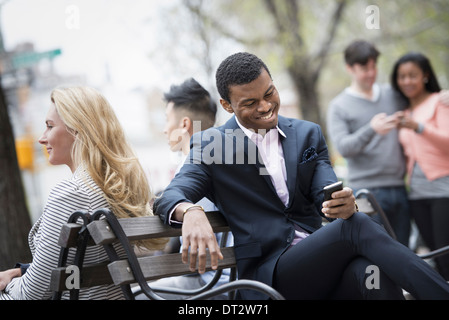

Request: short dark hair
left=164, top=78, right=217, bottom=127
left=215, top=52, right=271, bottom=103
left=390, top=52, right=441, bottom=101
left=344, top=40, right=380, bottom=66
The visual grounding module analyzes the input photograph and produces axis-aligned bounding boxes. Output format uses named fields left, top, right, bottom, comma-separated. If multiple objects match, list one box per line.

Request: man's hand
left=321, top=187, right=357, bottom=220
left=370, top=112, right=399, bottom=135
left=395, top=111, right=419, bottom=131
left=174, top=203, right=223, bottom=273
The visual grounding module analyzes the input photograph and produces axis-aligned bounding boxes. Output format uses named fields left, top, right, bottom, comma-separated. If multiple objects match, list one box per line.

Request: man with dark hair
left=154, top=52, right=449, bottom=300
left=164, top=78, right=217, bottom=155
left=327, top=40, right=411, bottom=246
left=343, top=39, right=380, bottom=66
left=216, top=54, right=271, bottom=104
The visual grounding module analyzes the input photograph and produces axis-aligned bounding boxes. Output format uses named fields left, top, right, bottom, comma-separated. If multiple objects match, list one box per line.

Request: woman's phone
left=323, top=181, right=343, bottom=201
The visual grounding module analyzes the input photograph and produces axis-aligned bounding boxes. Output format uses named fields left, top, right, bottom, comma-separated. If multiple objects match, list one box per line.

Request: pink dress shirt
left=235, top=118, right=309, bottom=246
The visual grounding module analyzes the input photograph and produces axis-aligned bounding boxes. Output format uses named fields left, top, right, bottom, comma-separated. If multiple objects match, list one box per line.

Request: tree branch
left=263, top=0, right=304, bottom=49
left=183, top=0, right=265, bottom=46
left=312, top=0, right=347, bottom=80
left=375, top=15, right=442, bottom=44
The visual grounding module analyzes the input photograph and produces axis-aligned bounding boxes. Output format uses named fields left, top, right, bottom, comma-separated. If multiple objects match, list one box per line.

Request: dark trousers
left=273, top=213, right=449, bottom=300
left=411, top=198, right=449, bottom=280
left=367, top=186, right=411, bottom=247
left=354, top=186, right=411, bottom=246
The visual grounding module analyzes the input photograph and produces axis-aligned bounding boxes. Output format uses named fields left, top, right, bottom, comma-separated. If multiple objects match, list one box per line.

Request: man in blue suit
left=154, top=52, right=449, bottom=299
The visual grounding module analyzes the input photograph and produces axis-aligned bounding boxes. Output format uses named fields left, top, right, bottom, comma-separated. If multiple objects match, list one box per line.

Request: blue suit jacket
left=154, top=115, right=338, bottom=299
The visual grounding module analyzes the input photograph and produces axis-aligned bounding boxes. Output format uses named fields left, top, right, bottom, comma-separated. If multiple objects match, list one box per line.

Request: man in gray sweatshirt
left=327, top=40, right=410, bottom=246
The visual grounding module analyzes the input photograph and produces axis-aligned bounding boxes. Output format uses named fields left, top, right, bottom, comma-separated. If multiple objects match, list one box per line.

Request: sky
left=2, top=0, right=202, bottom=211
left=1, top=0, right=182, bottom=90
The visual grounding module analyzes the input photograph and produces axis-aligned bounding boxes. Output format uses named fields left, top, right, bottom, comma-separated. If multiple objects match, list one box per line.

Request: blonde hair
left=51, top=86, right=167, bottom=250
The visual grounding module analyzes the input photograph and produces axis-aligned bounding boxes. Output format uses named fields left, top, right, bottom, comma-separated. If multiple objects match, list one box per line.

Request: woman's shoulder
left=414, top=92, right=444, bottom=119
left=46, top=167, right=106, bottom=216
left=428, top=92, right=441, bottom=104
left=48, top=172, right=90, bottom=201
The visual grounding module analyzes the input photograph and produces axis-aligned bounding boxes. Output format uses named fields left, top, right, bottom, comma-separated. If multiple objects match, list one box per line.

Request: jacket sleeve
left=154, top=131, right=213, bottom=225
left=308, top=123, right=338, bottom=216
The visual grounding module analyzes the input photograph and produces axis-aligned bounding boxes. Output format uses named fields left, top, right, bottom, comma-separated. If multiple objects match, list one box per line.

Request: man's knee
left=353, top=258, right=404, bottom=299
left=336, top=257, right=404, bottom=300
left=344, top=212, right=387, bottom=234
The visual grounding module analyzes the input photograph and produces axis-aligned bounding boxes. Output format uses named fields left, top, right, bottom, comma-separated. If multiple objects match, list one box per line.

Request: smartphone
left=323, top=181, right=343, bottom=201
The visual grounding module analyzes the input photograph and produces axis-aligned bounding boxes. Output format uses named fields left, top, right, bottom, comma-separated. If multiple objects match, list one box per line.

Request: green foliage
left=173, top=0, right=449, bottom=128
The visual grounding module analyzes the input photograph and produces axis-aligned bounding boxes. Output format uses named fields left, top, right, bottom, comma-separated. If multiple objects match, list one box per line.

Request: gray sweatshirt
left=327, top=84, right=407, bottom=189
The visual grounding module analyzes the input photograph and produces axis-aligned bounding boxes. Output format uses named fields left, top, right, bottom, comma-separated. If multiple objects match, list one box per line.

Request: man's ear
left=180, top=116, right=191, bottom=131
left=220, top=99, right=234, bottom=114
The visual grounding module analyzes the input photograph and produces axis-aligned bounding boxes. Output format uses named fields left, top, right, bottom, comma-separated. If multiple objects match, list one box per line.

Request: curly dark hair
left=215, top=52, right=271, bottom=103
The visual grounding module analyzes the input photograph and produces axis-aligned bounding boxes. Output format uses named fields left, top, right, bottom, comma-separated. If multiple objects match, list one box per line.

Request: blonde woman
left=0, top=86, right=166, bottom=300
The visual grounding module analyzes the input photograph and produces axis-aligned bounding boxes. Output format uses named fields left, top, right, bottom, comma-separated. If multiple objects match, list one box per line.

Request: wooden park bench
left=50, top=208, right=285, bottom=300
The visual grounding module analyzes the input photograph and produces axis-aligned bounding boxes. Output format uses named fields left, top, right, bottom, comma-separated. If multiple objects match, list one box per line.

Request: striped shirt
left=1, top=165, right=124, bottom=300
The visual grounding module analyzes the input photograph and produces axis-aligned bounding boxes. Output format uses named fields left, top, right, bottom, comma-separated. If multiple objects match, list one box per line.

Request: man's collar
left=345, top=83, right=380, bottom=102
left=234, top=116, right=287, bottom=139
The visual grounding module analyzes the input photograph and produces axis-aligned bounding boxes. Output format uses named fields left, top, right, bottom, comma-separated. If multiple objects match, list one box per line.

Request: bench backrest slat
left=50, top=262, right=112, bottom=291
left=108, top=247, right=235, bottom=286
left=50, top=247, right=235, bottom=290
left=57, top=223, right=83, bottom=248
left=87, top=211, right=230, bottom=245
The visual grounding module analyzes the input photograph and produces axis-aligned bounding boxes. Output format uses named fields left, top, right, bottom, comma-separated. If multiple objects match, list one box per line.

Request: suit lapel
left=223, top=116, right=256, bottom=165
left=279, top=117, right=298, bottom=207
left=224, top=116, right=277, bottom=196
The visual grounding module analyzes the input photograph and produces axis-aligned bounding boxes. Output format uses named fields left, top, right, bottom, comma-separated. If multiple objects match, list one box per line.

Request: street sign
left=12, top=49, right=62, bottom=69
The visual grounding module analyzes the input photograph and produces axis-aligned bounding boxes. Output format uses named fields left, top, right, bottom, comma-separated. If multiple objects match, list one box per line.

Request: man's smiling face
left=220, top=68, right=280, bottom=133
